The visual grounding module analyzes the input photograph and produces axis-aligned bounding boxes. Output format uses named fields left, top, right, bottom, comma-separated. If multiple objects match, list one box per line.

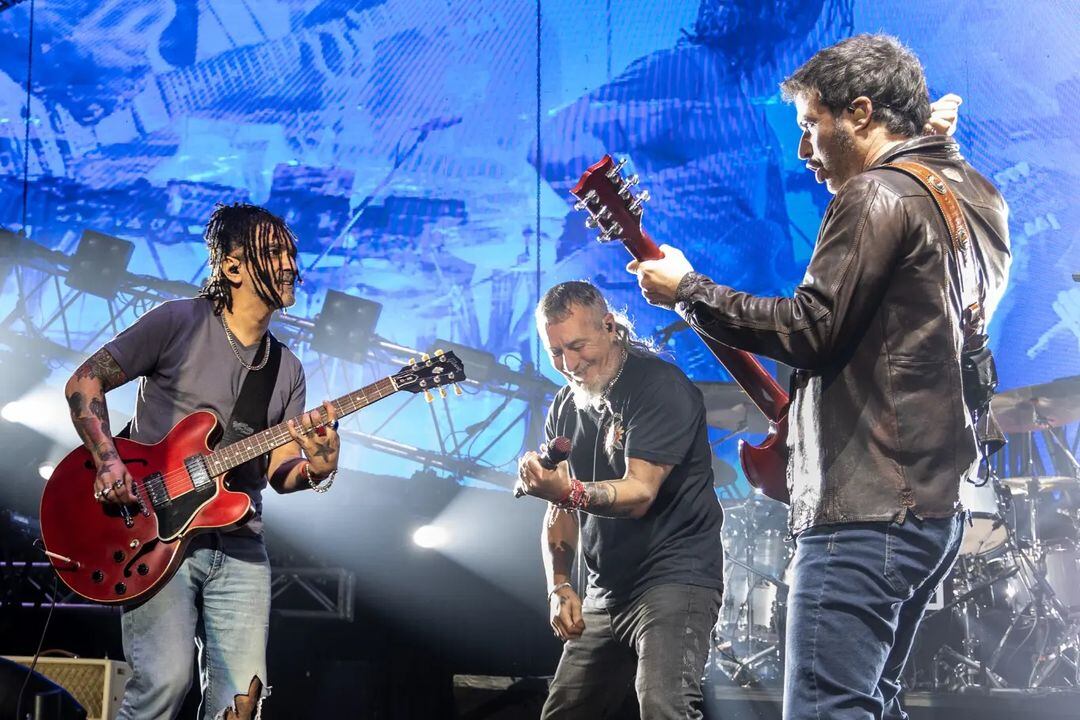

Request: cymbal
left=991, top=375, right=1080, bottom=433
left=696, top=382, right=769, bottom=433
left=1000, top=476, right=1078, bottom=493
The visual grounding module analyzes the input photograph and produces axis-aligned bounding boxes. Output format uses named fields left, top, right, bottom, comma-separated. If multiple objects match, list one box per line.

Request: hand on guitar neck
left=626, top=244, right=697, bottom=310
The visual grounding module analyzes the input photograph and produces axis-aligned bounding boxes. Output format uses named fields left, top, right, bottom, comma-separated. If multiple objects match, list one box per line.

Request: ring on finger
left=112, top=478, right=125, bottom=489
left=94, top=489, right=104, bottom=501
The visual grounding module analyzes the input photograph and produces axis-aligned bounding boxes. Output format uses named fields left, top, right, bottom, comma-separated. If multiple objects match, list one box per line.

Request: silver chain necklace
left=220, top=314, right=270, bottom=371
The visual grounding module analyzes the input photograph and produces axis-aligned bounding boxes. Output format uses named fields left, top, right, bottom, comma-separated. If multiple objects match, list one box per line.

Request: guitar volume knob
left=91, top=570, right=104, bottom=584
left=114, top=583, right=126, bottom=595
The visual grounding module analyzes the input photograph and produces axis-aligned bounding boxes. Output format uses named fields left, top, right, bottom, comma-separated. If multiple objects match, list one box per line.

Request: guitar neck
left=626, top=229, right=789, bottom=423
left=205, top=376, right=398, bottom=476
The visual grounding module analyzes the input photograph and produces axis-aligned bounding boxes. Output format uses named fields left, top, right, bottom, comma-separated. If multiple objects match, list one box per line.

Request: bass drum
left=959, top=478, right=1007, bottom=556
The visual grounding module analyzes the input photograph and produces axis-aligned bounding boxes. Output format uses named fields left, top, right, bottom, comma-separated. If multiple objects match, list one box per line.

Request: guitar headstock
left=393, top=350, right=468, bottom=401
left=569, top=155, right=653, bottom=254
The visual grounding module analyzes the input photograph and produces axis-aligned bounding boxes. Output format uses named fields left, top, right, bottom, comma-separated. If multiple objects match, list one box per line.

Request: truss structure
left=0, top=561, right=356, bottom=620
left=0, top=231, right=555, bottom=494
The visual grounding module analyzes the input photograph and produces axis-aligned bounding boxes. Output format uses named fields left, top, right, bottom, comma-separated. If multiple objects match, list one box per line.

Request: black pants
left=542, top=583, right=722, bottom=720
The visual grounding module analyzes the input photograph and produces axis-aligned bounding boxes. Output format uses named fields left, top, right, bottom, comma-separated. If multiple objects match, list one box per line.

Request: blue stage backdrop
left=0, top=0, right=1076, bottom=495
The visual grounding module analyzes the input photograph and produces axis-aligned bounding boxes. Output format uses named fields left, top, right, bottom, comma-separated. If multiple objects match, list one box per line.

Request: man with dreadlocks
left=514, top=280, right=724, bottom=719
left=64, top=203, right=341, bottom=719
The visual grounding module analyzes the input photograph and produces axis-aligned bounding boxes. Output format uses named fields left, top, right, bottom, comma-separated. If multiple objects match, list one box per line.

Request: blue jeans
left=542, top=583, right=722, bottom=720
left=117, top=532, right=271, bottom=720
left=783, top=513, right=963, bottom=720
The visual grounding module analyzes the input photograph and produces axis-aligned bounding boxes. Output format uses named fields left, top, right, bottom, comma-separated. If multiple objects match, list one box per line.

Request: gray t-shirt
left=104, top=297, right=306, bottom=533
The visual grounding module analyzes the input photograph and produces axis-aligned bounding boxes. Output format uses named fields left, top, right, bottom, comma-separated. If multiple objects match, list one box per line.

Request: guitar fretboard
left=204, top=376, right=397, bottom=477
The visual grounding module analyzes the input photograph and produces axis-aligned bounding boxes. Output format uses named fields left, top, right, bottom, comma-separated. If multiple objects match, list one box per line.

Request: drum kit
left=706, top=375, right=1080, bottom=691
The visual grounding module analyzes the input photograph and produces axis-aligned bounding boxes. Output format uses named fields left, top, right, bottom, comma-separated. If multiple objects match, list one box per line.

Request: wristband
left=303, top=461, right=336, bottom=493
left=547, top=582, right=573, bottom=601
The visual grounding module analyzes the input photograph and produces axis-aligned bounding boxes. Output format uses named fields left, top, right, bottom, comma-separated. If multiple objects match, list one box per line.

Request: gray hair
left=536, top=281, right=659, bottom=357
left=780, top=33, right=930, bottom=138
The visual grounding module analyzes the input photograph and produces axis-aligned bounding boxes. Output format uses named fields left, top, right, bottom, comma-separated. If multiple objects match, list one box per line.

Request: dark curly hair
left=198, top=204, right=300, bottom=315
left=780, top=34, right=931, bottom=138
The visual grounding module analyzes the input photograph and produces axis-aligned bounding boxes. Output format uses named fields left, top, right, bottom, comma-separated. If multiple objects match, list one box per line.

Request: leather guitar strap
left=881, top=161, right=985, bottom=341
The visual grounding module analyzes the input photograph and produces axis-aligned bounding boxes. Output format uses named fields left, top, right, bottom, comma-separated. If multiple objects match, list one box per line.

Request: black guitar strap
left=217, top=334, right=283, bottom=450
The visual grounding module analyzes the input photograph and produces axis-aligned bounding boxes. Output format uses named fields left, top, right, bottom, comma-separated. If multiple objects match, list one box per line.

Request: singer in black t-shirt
left=516, top=281, right=723, bottom=719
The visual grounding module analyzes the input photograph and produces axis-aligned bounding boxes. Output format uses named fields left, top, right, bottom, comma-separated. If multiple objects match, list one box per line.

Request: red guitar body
left=39, top=411, right=253, bottom=605
left=571, top=155, right=791, bottom=503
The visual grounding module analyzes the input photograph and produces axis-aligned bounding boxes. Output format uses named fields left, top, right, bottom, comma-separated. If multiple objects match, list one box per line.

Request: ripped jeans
left=116, top=531, right=271, bottom=720
left=541, top=583, right=722, bottom=720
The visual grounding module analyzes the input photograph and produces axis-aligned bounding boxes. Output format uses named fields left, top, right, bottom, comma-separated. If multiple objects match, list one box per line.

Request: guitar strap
left=217, top=334, right=283, bottom=450
left=115, top=333, right=284, bottom=460
left=881, top=161, right=1005, bottom=461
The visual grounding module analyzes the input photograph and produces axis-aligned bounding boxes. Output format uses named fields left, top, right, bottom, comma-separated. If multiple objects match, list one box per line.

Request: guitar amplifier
left=3, top=656, right=130, bottom=720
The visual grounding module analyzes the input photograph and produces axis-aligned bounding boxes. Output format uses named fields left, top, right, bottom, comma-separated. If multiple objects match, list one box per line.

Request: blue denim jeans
left=541, top=583, right=722, bottom=720
left=783, top=513, right=963, bottom=720
left=116, top=531, right=271, bottom=720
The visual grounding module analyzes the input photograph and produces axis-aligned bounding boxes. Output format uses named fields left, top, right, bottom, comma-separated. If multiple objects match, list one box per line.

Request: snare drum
left=959, top=478, right=1007, bottom=556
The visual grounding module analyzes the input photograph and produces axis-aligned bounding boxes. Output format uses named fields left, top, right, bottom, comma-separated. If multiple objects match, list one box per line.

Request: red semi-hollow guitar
left=570, top=155, right=791, bottom=503
left=39, top=351, right=466, bottom=605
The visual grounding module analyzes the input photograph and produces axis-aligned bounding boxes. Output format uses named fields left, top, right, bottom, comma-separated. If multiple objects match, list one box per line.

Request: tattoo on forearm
left=67, top=389, right=115, bottom=462
left=89, top=397, right=108, bottom=425
left=73, top=349, right=128, bottom=391
left=547, top=539, right=575, bottom=575
left=585, top=482, right=636, bottom=518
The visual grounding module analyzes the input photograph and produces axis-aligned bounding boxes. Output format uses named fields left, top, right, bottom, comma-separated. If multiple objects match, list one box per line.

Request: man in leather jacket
left=630, top=34, right=1010, bottom=720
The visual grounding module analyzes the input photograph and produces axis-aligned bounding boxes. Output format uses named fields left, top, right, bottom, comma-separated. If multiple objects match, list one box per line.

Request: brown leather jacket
left=674, top=136, right=1011, bottom=534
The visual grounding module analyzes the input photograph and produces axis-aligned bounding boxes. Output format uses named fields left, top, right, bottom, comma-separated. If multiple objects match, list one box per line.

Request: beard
left=569, top=379, right=607, bottom=414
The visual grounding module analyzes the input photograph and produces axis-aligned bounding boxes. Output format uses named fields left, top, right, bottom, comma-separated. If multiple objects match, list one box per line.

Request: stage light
left=38, top=463, right=54, bottom=480
left=65, top=229, right=135, bottom=299
left=310, top=290, right=382, bottom=363
left=412, top=524, right=449, bottom=549
left=1, top=400, right=28, bottom=423
left=433, top=339, right=498, bottom=384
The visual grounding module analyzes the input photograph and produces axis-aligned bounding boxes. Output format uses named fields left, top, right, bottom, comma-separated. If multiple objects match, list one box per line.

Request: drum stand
left=987, top=421, right=1080, bottom=688
left=928, top=551, right=1012, bottom=690
left=715, top=550, right=790, bottom=687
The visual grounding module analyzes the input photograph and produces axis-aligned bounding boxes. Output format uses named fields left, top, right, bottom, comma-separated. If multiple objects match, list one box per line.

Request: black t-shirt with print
left=545, top=352, right=725, bottom=608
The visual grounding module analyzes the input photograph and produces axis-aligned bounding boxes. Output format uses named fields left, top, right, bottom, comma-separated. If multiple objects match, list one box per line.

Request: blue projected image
left=0, top=0, right=1077, bottom=492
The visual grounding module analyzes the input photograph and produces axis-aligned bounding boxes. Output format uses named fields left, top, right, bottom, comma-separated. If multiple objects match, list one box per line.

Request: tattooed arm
left=64, top=348, right=135, bottom=504
left=520, top=454, right=673, bottom=520
left=542, top=504, right=584, bottom=640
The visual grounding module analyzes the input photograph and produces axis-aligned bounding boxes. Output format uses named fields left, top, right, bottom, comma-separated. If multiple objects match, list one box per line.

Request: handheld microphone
left=514, top=436, right=571, bottom=498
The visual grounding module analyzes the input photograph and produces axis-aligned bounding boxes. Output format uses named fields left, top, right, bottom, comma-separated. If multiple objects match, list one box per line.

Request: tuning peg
left=408, top=357, right=416, bottom=366
left=618, top=174, right=640, bottom=198
left=605, top=157, right=628, bottom=179
left=598, top=222, right=623, bottom=243
left=422, top=353, right=430, bottom=362
left=454, top=385, right=463, bottom=396
left=438, top=387, right=447, bottom=399
left=628, top=189, right=651, bottom=215
left=584, top=215, right=599, bottom=230
left=424, top=390, right=433, bottom=403
left=573, top=189, right=597, bottom=211
left=434, top=349, right=444, bottom=356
